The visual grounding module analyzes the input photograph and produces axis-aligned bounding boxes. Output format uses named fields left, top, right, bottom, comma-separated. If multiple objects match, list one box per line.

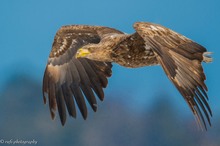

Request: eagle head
left=75, top=44, right=113, bottom=62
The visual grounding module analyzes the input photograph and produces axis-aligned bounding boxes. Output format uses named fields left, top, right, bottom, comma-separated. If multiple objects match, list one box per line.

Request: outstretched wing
left=43, top=25, right=122, bottom=125
left=134, top=22, right=212, bottom=129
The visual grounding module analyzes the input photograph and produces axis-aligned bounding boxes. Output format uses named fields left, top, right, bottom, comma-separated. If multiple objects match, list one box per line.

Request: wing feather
left=43, top=25, right=120, bottom=125
left=56, top=87, right=67, bottom=125
left=134, top=22, right=212, bottom=129
left=61, top=84, right=76, bottom=118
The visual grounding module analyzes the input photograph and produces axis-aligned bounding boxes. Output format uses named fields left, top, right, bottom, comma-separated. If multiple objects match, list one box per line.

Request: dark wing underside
left=43, top=25, right=122, bottom=125
left=134, top=22, right=212, bottom=129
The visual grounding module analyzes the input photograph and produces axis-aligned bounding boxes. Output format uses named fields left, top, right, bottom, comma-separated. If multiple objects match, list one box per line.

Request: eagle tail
left=203, top=52, right=213, bottom=63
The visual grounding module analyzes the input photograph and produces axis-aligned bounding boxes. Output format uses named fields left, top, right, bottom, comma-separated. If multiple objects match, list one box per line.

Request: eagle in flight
left=43, top=22, right=212, bottom=129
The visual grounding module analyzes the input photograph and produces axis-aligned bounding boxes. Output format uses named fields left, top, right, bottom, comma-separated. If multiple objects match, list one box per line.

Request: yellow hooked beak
left=75, top=48, right=91, bottom=58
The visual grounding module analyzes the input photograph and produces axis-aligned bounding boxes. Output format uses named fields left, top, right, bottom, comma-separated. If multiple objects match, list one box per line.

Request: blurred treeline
left=0, top=74, right=219, bottom=146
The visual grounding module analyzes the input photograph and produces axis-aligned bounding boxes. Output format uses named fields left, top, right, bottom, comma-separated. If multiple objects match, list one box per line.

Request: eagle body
left=79, top=32, right=159, bottom=68
left=43, top=22, right=212, bottom=129
left=110, top=33, right=158, bottom=68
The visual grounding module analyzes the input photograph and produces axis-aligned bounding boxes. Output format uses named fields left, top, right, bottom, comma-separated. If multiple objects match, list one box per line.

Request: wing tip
left=43, top=92, right=47, bottom=104
left=91, top=103, right=98, bottom=112
left=82, top=113, right=88, bottom=120
left=61, top=118, right=66, bottom=126
left=193, top=105, right=212, bottom=131
left=50, top=110, right=56, bottom=120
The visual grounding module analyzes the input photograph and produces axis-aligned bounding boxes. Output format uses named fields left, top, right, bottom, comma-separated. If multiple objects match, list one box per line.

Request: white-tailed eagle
left=43, top=22, right=212, bottom=130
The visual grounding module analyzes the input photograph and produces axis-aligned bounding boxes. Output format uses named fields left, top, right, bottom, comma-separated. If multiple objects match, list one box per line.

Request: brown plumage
left=43, top=22, right=212, bottom=129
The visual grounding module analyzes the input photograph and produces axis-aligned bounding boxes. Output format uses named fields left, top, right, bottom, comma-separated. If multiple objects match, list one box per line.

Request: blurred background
left=0, top=0, right=220, bottom=145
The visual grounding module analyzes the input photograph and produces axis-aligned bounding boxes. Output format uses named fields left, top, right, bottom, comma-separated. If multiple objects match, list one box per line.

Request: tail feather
left=203, top=52, right=213, bottom=63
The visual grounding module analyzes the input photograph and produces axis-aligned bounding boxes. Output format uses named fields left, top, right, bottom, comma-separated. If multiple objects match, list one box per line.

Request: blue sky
left=0, top=0, right=220, bottom=115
